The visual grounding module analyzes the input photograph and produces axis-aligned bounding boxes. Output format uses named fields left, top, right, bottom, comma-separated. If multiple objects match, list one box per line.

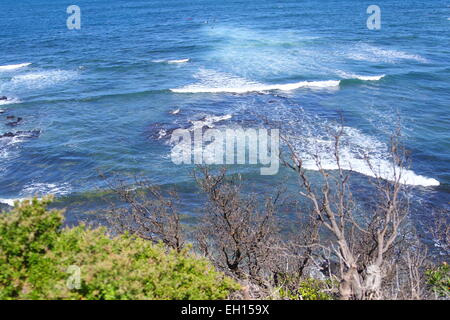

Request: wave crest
left=288, top=126, right=439, bottom=187
left=0, top=63, right=32, bottom=71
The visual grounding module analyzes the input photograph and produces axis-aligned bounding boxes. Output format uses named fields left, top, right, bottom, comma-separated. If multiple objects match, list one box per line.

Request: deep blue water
left=0, top=0, right=449, bottom=223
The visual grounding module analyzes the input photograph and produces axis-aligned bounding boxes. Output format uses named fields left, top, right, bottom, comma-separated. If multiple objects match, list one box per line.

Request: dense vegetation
left=0, top=198, right=239, bottom=300
left=0, top=131, right=448, bottom=300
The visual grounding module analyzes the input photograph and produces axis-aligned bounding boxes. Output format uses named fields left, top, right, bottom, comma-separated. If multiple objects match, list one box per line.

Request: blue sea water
left=0, top=0, right=449, bottom=224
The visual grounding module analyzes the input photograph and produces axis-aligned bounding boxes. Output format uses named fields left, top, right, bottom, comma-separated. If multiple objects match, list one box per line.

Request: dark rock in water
left=21, top=129, right=40, bottom=138
left=1, top=132, right=15, bottom=138
left=0, top=129, right=40, bottom=139
left=6, top=117, right=22, bottom=127
left=146, top=122, right=181, bottom=141
left=6, top=115, right=15, bottom=119
left=0, top=96, right=7, bottom=101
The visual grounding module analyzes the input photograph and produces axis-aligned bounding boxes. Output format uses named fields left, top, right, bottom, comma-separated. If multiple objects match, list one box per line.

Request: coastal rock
left=146, top=122, right=180, bottom=141
left=0, top=129, right=40, bottom=139
left=6, top=117, right=22, bottom=127
left=0, top=96, right=7, bottom=101
left=1, top=132, right=15, bottom=138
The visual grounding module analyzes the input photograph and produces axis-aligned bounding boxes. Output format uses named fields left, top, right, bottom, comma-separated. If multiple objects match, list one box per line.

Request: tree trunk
left=363, top=264, right=382, bottom=300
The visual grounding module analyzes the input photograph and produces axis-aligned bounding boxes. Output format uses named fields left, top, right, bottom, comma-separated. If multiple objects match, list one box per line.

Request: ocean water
left=0, top=0, right=449, bottom=225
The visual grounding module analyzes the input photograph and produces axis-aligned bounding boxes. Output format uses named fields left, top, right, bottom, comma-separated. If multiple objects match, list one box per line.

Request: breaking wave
left=0, top=63, right=32, bottom=71
left=9, top=70, right=78, bottom=89
left=0, top=182, right=71, bottom=207
left=171, top=69, right=386, bottom=94
left=288, top=126, right=439, bottom=187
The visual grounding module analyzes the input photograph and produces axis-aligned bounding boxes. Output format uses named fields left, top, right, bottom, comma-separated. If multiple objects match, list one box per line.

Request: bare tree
left=193, top=166, right=281, bottom=287
left=281, top=126, right=422, bottom=299
left=106, top=176, right=184, bottom=252
left=430, top=209, right=449, bottom=259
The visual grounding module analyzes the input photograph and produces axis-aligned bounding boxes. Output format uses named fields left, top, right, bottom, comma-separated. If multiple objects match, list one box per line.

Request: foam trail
left=10, top=70, right=77, bottom=89
left=347, top=45, right=428, bottom=63
left=289, top=126, right=439, bottom=187
left=153, top=58, right=190, bottom=64
left=172, top=80, right=340, bottom=93
left=168, top=58, right=190, bottom=64
left=0, top=63, right=32, bottom=71
left=335, top=70, right=385, bottom=81
left=302, top=159, right=439, bottom=187
left=0, top=97, right=21, bottom=106
left=354, top=75, right=385, bottom=81
left=189, top=114, right=232, bottom=129
left=21, top=182, right=71, bottom=196
left=0, top=183, right=71, bottom=206
left=171, top=68, right=340, bottom=94
left=0, top=198, right=31, bottom=206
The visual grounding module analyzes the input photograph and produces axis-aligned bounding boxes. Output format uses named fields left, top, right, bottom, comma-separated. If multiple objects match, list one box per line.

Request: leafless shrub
left=105, top=176, right=184, bottom=251
left=430, top=209, right=450, bottom=259
left=193, top=166, right=282, bottom=289
left=281, top=125, right=430, bottom=299
left=101, top=123, right=443, bottom=300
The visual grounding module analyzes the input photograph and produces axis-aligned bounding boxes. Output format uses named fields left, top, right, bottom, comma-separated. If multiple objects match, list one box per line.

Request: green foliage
left=0, top=197, right=63, bottom=299
left=425, top=262, right=450, bottom=298
left=279, top=278, right=335, bottom=300
left=0, top=198, right=239, bottom=300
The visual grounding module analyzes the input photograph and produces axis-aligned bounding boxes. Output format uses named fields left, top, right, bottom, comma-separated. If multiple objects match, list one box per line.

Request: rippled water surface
left=0, top=0, right=449, bottom=223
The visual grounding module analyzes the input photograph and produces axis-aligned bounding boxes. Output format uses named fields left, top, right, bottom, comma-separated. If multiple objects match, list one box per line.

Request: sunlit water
left=0, top=0, right=449, bottom=230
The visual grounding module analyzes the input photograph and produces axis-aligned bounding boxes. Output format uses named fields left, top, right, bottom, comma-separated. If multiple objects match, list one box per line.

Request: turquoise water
left=0, top=0, right=449, bottom=222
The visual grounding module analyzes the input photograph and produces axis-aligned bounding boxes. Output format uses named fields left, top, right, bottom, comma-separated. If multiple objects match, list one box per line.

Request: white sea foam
left=168, top=58, right=190, bottom=64
left=189, top=114, right=233, bottom=130
left=202, top=26, right=326, bottom=79
left=10, top=70, right=77, bottom=89
left=156, top=114, right=232, bottom=140
left=289, top=126, right=439, bottom=187
left=0, top=97, right=21, bottom=105
left=302, top=158, right=440, bottom=187
left=157, top=129, right=168, bottom=139
left=172, top=80, right=341, bottom=93
left=0, top=184, right=67, bottom=205
left=335, top=70, right=385, bottom=81
left=153, top=58, right=190, bottom=64
left=171, top=69, right=340, bottom=94
left=21, top=182, right=71, bottom=196
left=0, top=63, right=32, bottom=71
left=0, top=198, right=31, bottom=206
left=353, top=75, right=385, bottom=81
left=0, top=182, right=72, bottom=206
left=347, top=44, right=428, bottom=63
left=0, top=132, right=27, bottom=160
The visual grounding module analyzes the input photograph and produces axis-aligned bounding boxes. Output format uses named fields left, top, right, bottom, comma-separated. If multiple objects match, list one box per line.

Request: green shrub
left=425, top=262, right=450, bottom=298
left=279, top=278, right=335, bottom=300
left=0, top=198, right=239, bottom=300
